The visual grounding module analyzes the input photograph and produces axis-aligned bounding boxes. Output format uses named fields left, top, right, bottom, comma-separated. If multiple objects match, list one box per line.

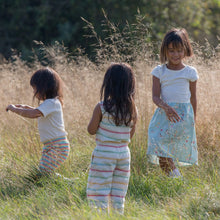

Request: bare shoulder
left=94, top=103, right=102, bottom=113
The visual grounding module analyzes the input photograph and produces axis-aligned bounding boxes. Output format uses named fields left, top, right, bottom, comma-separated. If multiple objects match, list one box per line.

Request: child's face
left=167, top=43, right=185, bottom=65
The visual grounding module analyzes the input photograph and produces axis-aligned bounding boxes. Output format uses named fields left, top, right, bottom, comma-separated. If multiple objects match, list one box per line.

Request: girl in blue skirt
left=147, top=28, right=198, bottom=177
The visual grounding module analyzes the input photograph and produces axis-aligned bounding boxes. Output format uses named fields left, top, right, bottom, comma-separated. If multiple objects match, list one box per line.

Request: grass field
left=0, top=40, right=220, bottom=219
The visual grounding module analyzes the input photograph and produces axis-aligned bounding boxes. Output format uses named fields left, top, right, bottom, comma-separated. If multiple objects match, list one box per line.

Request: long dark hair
left=30, top=67, right=64, bottom=105
left=160, top=28, right=193, bottom=63
left=100, top=63, right=136, bottom=126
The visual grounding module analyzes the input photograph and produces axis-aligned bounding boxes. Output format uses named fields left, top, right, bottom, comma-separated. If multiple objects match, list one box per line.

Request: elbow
left=87, top=126, right=96, bottom=135
left=152, top=96, right=158, bottom=104
left=190, top=96, right=197, bottom=104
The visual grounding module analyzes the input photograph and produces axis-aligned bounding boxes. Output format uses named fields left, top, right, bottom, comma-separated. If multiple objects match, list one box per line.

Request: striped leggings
left=86, top=145, right=130, bottom=213
left=39, top=136, right=70, bottom=173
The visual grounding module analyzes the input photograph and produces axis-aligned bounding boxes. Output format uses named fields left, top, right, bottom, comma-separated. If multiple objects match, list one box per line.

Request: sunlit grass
left=0, top=28, right=220, bottom=219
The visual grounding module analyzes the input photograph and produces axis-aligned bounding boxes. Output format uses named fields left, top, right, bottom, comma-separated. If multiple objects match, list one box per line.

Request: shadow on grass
left=0, top=163, right=87, bottom=209
left=0, top=164, right=51, bottom=199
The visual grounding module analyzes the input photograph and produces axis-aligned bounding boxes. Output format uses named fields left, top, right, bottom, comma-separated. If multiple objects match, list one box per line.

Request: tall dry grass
left=0, top=22, right=220, bottom=218
left=0, top=15, right=219, bottom=179
left=0, top=40, right=219, bottom=176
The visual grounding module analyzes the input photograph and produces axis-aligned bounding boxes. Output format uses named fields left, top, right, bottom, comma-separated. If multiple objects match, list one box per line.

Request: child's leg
left=110, top=152, right=130, bottom=214
left=159, top=157, right=176, bottom=175
left=87, top=151, right=116, bottom=211
left=159, top=157, right=182, bottom=177
left=39, top=137, right=70, bottom=173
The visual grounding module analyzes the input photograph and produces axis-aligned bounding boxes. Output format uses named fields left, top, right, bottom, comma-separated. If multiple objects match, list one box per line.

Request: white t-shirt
left=37, top=98, right=67, bottom=142
left=151, top=64, right=199, bottom=103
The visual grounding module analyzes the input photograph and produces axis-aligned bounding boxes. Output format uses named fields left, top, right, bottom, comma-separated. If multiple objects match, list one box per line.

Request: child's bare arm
left=14, top=104, right=35, bottom=109
left=6, top=104, right=43, bottom=118
left=152, top=76, right=180, bottom=123
left=130, top=108, right=138, bottom=139
left=130, top=124, right=136, bottom=139
left=190, top=81, right=197, bottom=122
left=87, top=104, right=102, bottom=135
left=152, top=76, right=170, bottom=110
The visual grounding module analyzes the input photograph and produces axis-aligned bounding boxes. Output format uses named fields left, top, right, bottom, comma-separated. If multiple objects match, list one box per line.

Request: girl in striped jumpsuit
left=6, top=68, right=70, bottom=175
left=86, top=63, right=137, bottom=214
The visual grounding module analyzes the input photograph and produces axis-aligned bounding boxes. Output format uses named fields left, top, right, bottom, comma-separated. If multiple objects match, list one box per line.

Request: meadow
left=0, top=38, right=219, bottom=219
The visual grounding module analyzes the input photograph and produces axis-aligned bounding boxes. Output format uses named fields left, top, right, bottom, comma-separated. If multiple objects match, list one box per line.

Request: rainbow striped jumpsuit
left=87, top=102, right=131, bottom=213
left=39, top=136, right=70, bottom=173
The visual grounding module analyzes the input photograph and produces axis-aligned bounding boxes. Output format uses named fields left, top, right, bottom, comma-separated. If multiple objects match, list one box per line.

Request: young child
left=86, top=63, right=137, bottom=214
left=147, top=28, right=198, bottom=177
left=6, top=68, right=70, bottom=175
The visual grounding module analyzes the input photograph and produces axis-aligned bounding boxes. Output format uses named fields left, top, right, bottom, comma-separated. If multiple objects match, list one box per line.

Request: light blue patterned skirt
left=147, top=103, right=198, bottom=165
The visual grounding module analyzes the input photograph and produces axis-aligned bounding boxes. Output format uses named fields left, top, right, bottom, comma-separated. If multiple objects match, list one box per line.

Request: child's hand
left=6, top=104, right=15, bottom=112
left=165, top=106, right=181, bottom=123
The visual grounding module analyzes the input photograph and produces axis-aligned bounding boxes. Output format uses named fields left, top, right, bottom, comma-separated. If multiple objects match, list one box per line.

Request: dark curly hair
left=100, top=63, right=136, bottom=126
left=30, top=68, right=64, bottom=105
